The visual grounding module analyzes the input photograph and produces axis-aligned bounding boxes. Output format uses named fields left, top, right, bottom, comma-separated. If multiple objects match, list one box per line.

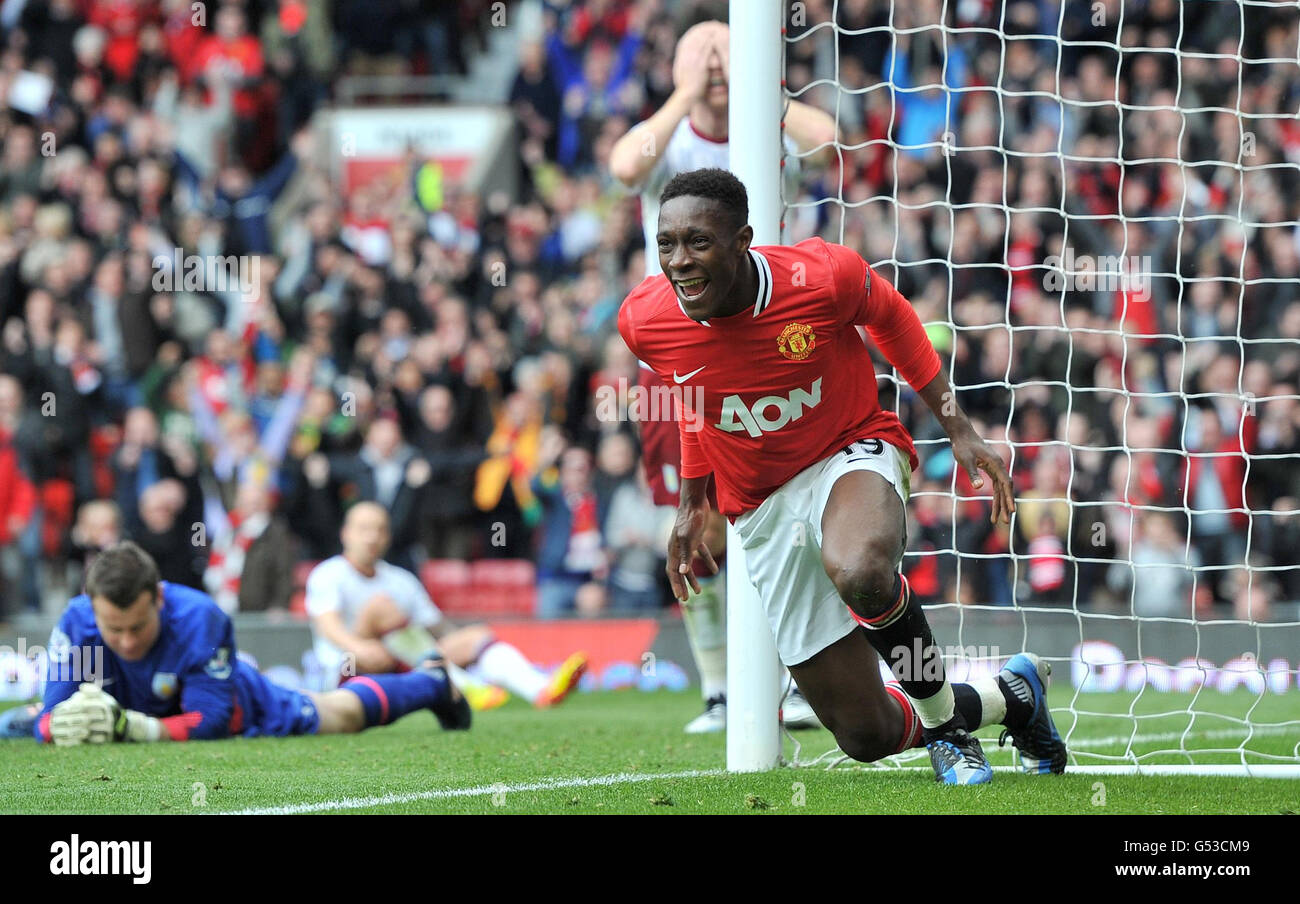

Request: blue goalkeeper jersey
left=36, top=582, right=316, bottom=741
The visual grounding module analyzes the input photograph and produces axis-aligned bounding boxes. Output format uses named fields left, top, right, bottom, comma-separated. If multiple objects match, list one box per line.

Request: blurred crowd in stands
left=0, top=0, right=1297, bottom=624
left=789, top=0, right=1300, bottom=622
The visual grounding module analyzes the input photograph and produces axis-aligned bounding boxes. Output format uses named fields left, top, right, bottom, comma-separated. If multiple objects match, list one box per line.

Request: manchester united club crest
left=777, top=322, right=816, bottom=360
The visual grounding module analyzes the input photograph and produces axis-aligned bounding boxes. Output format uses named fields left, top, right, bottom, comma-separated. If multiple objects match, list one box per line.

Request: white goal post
left=725, top=0, right=785, bottom=773
left=727, top=0, right=1300, bottom=778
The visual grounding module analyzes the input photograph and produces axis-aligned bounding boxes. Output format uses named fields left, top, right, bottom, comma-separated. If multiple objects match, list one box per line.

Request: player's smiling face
left=92, top=586, right=163, bottom=662
left=657, top=195, right=753, bottom=321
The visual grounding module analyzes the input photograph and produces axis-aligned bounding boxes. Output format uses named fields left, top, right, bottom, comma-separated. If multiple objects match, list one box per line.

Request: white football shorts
left=732, top=437, right=913, bottom=666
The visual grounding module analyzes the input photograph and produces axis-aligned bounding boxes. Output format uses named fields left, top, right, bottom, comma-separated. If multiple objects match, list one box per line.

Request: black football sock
left=855, top=573, right=962, bottom=736
left=951, top=683, right=985, bottom=734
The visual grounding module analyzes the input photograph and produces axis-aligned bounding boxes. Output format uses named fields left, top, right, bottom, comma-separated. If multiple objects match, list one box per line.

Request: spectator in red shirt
left=161, top=0, right=205, bottom=82
left=1183, top=406, right=1252, bottom=604
left=192, top=5, right=266, bottom=165
left=86, top=0, right=148, bottom=84
left=0, top=375, right=39, bottom=616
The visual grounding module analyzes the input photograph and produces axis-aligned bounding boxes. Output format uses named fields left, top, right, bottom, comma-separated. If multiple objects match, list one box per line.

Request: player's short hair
left=85, top=541, right=160, bottom=609
left=77, top=498, right=122, bottom=528
left=660, top=168, right=748, bottom=234
left=344, top=500, right=390, bottom=527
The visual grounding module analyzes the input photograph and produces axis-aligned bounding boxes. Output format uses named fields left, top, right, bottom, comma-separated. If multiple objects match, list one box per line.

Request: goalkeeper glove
left=49, top=683, right=120, bottom=746
left=115, top=708, right=166, bottom=743
left=48, top=683, right=167, bottom=745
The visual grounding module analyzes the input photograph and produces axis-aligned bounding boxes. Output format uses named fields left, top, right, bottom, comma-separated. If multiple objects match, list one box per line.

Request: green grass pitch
left=1, top=691, right=1296, bottom=814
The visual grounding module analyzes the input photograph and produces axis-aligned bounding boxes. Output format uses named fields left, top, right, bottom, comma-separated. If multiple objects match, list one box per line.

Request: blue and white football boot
left=927, top=724, right=994, bottom=785
left=997, top=653, right=1068, bottom=774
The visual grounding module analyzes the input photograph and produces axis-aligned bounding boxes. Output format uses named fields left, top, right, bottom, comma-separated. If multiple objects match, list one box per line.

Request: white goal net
left=769, top=0, right=1300, bottom=775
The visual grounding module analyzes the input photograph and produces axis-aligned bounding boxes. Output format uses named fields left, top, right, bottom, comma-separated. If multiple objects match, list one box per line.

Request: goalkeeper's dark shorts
left=232, top=660, right=321, bottom=737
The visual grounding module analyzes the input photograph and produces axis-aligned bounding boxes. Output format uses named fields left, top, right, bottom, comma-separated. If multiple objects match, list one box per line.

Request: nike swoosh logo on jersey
left=673, top=366, right=707, bottom=383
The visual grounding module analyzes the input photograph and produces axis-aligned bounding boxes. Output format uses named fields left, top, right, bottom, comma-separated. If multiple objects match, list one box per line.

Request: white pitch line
left=878, top=764, right=1300, bottom=777
left=796, top=725, right=1299, bottom=770
left=219, top=769, right=723, bottom=815
left=1066, top=724, right=1297, bottom=750
left=1057, top=764, right=1300, bottom=778
left=224, top=726, right=1300, bottom=814
left=853, top=724, right=1296, bottom=758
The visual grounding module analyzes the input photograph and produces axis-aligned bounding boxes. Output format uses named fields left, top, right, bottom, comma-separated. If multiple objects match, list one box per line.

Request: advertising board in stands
left=327, top=106, right=514, bottom=200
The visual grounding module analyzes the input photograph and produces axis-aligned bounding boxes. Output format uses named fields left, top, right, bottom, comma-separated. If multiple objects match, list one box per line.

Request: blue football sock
left=341, top=670, right=447, bottom=727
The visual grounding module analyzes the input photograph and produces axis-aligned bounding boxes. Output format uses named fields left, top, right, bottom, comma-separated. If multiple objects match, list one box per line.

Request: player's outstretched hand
left=950, top=428, right=1016, bottom=524
left=49, top=684, right=121, bottom=746
left=667, top=504, right=719, bottom=602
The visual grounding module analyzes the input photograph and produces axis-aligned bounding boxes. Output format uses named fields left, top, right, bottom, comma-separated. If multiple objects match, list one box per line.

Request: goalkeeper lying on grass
left=2, top=541, right=470, bottom=745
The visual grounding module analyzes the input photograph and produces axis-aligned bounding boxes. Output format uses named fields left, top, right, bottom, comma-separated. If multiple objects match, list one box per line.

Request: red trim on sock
left=344, top=676, right=391, bottom=724
left=471, top=634, right=499, bottom=664
left=885, top=683, right=923, bottom=753
left=851, top=574, right=911, bottom=628
left=37, top=711, right=51, bottom=743
left=848, top=608, right=871, bottom=627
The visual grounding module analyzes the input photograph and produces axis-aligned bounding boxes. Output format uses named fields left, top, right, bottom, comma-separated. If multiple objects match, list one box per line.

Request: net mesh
left=777, top=0, right=1300, bottom=770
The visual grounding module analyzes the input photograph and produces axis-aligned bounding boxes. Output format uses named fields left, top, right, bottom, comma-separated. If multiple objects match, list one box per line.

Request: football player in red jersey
left=619, top=169, right=1068, bottom=782
left=611, top=16, right=836, bottom=734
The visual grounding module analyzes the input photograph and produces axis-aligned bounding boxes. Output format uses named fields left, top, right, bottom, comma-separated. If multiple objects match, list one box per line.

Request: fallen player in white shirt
left=306, top=502, right=587, bottom=710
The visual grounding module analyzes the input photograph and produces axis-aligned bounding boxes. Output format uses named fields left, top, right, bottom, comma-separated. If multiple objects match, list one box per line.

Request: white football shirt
left=304, top=555, right=443, bottom=677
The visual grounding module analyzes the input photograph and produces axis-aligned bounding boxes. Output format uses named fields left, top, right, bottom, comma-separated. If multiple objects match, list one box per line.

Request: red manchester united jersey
left=618, top=237, right=942, bottom=516
left=636, top=362, right=686, bottom=506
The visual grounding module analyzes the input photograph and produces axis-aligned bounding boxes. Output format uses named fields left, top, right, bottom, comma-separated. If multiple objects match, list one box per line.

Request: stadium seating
left=421, top=559, right=536, bottom=618
left=288, top=560, right=320, bottom=617
left=286, top=559, right=537, bottom=618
